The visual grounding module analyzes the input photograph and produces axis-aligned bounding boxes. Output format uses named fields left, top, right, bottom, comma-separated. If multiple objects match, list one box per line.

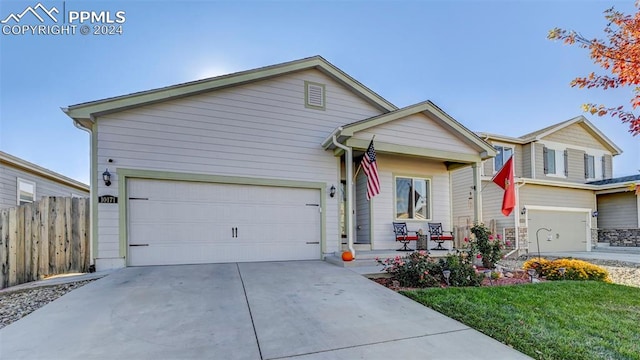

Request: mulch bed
left=371, top=270, right=535, bottom=291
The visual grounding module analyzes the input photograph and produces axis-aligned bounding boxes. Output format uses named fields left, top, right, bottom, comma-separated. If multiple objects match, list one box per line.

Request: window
left=395, top=177, right=430, bottom=220
left=304, top=81, right=325, bottom=110
left=543, top=147, right=567, bottom=177
left=494, top=146, right=513, bottom=172
left=17, top=179, right=35, bottom=205
left=585, top=154, right=596, bottom=179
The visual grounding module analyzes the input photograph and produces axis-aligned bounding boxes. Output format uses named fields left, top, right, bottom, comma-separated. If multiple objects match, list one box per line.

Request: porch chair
left=392, top=222, right=419, bottom=251
left=428, top=223, right=454, bottom=250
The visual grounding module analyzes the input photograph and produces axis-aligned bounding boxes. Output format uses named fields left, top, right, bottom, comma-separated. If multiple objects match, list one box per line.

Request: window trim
left=493, top=145, right=514, bottom=174
left=585, top=154, right=596, bottom=180
left=543, top=146, right=566, bottom=178
left=17, top=178, right=36, bottom=205
left=393, top=175, right=432, bottom=221
left=304, top=80, right=326, bottom=110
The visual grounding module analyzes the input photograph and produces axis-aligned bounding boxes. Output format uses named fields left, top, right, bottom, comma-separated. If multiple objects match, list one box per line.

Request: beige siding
left=481, top=180, right=515, bottom=234
left=95, top=68, right=384, bottom=263
left=0, top=165, right=88, bottom=209
left=542, top=123, right=608, bottom=150
left=597, top=192, right=638, bottom=229
left=534, top=143, right=544, bottom=179
left=603, top=154, right=613, bottom=179
left=353, top=112, right=478, bottom=155
left=482, top=160, right=492, bottom=176
left=355, top=171, right=370, bottom=243
left=567, top=148, right=587, bottom=182
left=370, top=154, right=450, bottom=250
left=451, top=166, right=474, bottom=227
left=521, top=144, right=532, bottom=178
left=520, top=184, right=595, bottom=210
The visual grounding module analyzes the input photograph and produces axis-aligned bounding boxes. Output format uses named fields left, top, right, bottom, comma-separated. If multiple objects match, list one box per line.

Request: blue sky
left=1, top=0, right=638, bottom=184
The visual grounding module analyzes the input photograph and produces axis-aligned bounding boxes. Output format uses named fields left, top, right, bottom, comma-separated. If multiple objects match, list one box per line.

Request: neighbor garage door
left=127, top=179, right=321, bottom=266
left=526, top=209, right=589, bottom=252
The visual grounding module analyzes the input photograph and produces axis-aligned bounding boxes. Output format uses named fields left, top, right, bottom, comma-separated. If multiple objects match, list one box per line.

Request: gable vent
left=305, top=81, right=326, bottom=110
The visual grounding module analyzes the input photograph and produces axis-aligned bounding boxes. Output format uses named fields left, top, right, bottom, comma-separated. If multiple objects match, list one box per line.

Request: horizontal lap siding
left=451, top=167, right=474, bottom=227
left=543, top=123, right=607, bottom=151
left=522, top=144, right=532, bottom=178
left=353, top=113, right=478, bottom=155
left=597, top=192, right=638, bottom=229
left=0, top=166, right=88, bottom=209
left=520, top=185, right=595, bottom=209
left=371, top=154, right=450, bottom=250
left=95, top=69, right=384, bottom=260
left=480, top=180, right=514, bottom=233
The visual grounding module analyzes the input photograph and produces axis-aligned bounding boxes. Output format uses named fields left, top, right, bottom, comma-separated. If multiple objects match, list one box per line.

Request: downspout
left=331, top=131, right=355, bottom=258
left=72, top=119, right=95, bottom=267
left=504, top=179, right=527, bottom=259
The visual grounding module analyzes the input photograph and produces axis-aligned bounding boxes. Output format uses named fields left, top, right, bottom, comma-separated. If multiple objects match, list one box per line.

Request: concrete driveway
left=0, top=261, right=529, bottom=359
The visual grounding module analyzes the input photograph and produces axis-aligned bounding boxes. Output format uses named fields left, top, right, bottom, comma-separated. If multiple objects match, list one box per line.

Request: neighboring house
left=0, top=151, right=89, bottom=209
left=589, top=174, right=640, bottom=247
left=452, top=116, right=627, bottom=254
left=63, top=56, right=496, bottom=270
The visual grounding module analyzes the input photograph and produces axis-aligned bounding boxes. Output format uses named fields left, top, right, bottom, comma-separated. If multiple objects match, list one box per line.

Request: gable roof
left=63, top=56, right=397, bottom=130
left=480, top=115, right=622, bottom=155
left=322, top=100, right=496, bottom=159
left=0, top=151, right=89, bottom=192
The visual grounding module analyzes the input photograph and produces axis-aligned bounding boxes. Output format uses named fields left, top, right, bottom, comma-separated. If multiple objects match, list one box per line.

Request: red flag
left=492, top=156, right=515, bottom=216
left=361, top=140, right=380, bottom=200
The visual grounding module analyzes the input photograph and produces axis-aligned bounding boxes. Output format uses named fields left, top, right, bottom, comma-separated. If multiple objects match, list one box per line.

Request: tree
left=548, top=3, right=640, bottom=135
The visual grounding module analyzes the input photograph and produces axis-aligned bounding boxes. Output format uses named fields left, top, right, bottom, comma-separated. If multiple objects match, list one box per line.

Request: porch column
left=472, top=162, right=482, bottom=224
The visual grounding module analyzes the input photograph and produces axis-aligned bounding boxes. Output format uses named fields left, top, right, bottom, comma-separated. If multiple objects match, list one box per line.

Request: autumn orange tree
left=549, top=3, right=640, bottom=135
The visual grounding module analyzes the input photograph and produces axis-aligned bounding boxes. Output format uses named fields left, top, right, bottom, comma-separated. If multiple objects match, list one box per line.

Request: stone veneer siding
left=598, top=229, right=640, bottom=247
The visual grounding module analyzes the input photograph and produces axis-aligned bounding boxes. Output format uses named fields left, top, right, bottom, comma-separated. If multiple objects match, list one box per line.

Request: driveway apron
left=0, top=261, right=530, bottom=359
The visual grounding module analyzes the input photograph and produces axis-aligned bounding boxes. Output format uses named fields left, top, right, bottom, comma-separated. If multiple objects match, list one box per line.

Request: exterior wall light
left=329, top=185, right=336, bottom=198
left=103, top=168, right=112, bottom=187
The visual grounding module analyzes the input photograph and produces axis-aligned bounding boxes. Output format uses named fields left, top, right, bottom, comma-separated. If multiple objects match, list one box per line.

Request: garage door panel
left=128, top=179, right=321, bottom=266
left=527, top=210, right=589, bottom=252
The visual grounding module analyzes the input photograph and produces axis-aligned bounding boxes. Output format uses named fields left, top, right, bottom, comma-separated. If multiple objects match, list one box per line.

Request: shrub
left=438, top=252, right=484, bottom=287
left=523, top=258, right=611, bottom=282
left=376, top=251, right=440, bottom=287
left=469, top=223, right=503, bottom=269
left=376, top=251, right=482, bottom=288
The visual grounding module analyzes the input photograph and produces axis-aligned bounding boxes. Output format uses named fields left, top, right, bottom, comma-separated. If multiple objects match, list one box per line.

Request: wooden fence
left=0, top=197, right=90, bottom=289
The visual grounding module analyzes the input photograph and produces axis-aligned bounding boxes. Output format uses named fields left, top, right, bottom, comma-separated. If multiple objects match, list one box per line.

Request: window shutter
left=543, top=147, right=548, bottom=174
left=564, top=150, right=569, bottom=177
left=601, top=156, right=606, bottom=179
left=584, top=153, right=589, bottom=179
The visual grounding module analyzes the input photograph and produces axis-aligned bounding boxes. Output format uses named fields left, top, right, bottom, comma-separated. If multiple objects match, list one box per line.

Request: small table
left=416, top=234, right=428, bottom=251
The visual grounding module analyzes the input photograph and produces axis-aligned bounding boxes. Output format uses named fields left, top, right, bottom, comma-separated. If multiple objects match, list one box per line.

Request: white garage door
left=127, top=179, right=321, bottom=266
left=527, top=209, right=589, bottom=252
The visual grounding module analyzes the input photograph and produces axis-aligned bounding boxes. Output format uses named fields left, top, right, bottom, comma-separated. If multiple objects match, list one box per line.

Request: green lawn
left=403, top=281, right=640, bottom=360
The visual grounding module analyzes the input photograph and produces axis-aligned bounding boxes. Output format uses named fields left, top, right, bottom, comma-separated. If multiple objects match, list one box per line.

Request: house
left=452, top=116, right=626, bottom=254
left=588, top=174, right=640, bottom=247
left=63, top=56, right=496, bottom=270
left=0, top=151, right=89, bottom=209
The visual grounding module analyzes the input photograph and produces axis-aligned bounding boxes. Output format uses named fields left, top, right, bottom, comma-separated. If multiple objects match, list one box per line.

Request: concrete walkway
left=0, top=261, right=530, bottom=359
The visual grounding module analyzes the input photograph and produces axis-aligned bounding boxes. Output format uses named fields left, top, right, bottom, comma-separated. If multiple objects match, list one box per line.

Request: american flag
left=361, top=140, right=380, bottom=200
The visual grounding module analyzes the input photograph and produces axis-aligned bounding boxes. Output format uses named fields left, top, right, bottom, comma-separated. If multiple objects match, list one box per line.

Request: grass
left=402, top=281, right=640, bottom=360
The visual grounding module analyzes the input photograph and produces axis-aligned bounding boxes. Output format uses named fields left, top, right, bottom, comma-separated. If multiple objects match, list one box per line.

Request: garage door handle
left=130, top=244, right=149, bottom=247
left=232, top=227, right=238, bottom=238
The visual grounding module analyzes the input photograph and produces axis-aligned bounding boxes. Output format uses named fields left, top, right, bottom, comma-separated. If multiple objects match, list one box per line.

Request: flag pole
left=353, top=135, right=375, bottom=181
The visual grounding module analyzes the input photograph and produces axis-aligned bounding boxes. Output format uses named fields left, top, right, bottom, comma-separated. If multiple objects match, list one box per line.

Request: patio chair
left=428, top=223, right=454, bottom=250
left=392, top=222, right=419, bottom=251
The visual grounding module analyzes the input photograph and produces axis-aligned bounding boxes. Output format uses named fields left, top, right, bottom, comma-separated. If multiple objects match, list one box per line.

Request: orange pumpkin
left=342, top=251, right=354, bottom=262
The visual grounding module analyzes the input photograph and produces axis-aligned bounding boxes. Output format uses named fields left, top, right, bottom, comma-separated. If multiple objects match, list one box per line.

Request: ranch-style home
left=63, top=56, right=497, bottom=270
left=0, top=151, right=88, bottom=210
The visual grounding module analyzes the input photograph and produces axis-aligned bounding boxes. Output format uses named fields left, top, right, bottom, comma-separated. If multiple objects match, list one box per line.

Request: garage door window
left=395, top=177, right=431, bottom=220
